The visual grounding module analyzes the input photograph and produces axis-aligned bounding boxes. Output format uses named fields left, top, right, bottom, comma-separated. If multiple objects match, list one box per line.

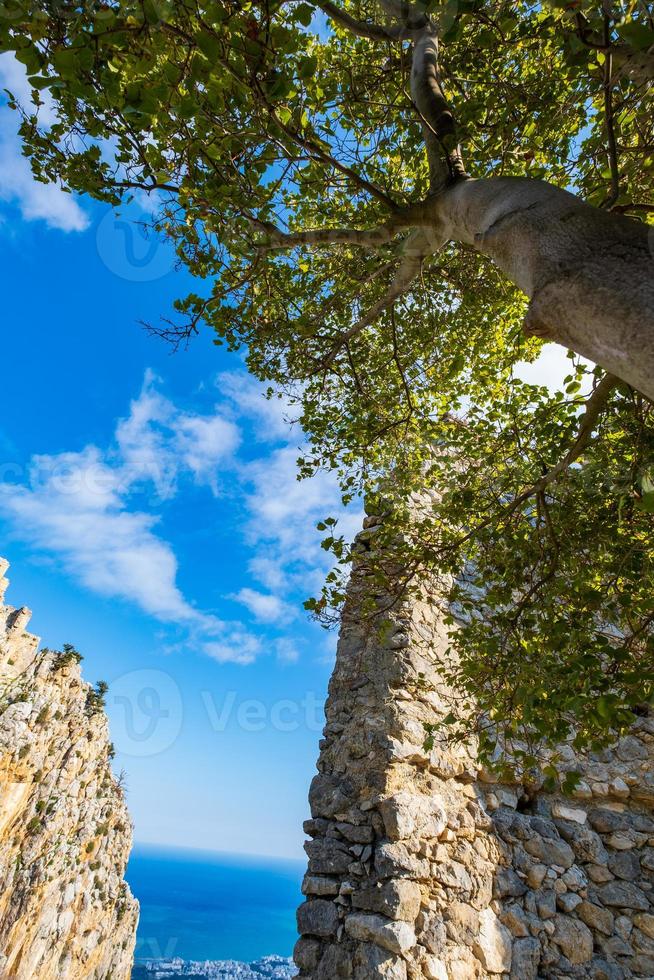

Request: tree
left=2, top=0, right=654, bottom=767
left=86, top=680, right=109, bottom=715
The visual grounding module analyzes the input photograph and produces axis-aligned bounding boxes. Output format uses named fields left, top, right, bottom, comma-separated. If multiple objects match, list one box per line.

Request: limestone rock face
left=295, top=512, right=654, bottom=979
left=0, top=558, right=138, bottom=979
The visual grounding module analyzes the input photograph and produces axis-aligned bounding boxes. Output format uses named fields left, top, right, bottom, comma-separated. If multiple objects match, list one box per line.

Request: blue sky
left=0, top=52, right=367, bottom=859
left=0, top=51, right=572, bottom=861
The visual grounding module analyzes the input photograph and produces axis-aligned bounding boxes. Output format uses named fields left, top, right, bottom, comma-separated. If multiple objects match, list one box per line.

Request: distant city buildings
left=132, top=955, right=297, bottom=980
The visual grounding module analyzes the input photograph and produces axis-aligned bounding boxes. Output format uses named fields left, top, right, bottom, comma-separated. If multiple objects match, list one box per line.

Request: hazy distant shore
left=132, top=956, right=297, bottom=979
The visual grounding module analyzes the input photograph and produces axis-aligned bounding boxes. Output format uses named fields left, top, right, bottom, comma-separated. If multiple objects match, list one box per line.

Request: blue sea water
left=126, top=844, right=304, bottom=963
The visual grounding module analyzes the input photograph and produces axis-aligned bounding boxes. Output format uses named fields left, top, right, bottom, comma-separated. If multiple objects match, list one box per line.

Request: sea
left=127, top=843, right=304, bottom=978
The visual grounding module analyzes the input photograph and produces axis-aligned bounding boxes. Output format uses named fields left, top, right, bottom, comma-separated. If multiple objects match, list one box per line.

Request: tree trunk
left=426, top=177, right=654, bottom=399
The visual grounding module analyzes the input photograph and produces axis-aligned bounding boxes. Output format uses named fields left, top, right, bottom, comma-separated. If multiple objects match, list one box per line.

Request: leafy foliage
left=2, top=0, right=653, bottom=767
left=51, top=643, right=84, bottom=670
left=86, top=680, right=109, bottom=716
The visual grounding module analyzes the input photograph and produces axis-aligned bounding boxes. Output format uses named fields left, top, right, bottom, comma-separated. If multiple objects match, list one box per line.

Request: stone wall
left=0, top=558, right=138, bottom=979
left=294, top=520, right=654, bottom=979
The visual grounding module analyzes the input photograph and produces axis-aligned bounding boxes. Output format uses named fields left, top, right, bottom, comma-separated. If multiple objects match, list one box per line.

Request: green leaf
left=294, top=3, right=314, bottom=27
left=298, top=54, right=318, bottom=80
left=617, top=21, right=654, bottom=51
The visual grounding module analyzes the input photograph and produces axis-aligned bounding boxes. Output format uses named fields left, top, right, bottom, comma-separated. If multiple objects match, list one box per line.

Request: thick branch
left=410, top=29, right=466, bottom=189
left=378, top=0, right=430, bottom=31
left=250, top=201, right=429, bottom=250
left=602, top=15, right=620, bottom=210
left=612, top=203, right=654, bottom=214
left=256, top=223, right=400, bottom=250
left=315, top=0, right=405, bottom=40
left=430, top=176, right=654, bottom=400
left=574, top=13, right=654, bottom=85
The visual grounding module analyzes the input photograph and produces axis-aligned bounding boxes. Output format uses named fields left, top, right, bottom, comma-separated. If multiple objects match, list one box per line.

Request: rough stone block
left=634, top=913, right=654, bottom=939
left=353, top=943, right=408, bottom=980
left=345, top=913, right=416, bottom=954
left=444, top=901, right=480, bottom=945
left=297, top=898, right=339, bottom=938
left=524, top=835, right=575, bottom=869
left=351, top=879, right=421, bottom=921
left=510, top=937, right=540, bottom=980
left=423, top=955, right=448, bottom=980
left=305, top=837, right=352, bottom=875
left=378, top=791, right=446, bottom=843
left=472, top=907, right=512, bottom=974
left=309, top=773, right=354, bottom=819
left=302, top=874, right=341, bottom=897
left=551, top=915, right=594, bottom=964
left=294, top=936, right=321, bottom=972
left=493, top=867, right=527, bottom=898
left=598, top=880, right=649, bottom=910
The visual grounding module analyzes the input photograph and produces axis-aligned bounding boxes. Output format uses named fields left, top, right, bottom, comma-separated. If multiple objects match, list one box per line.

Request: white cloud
left=248, top=554, right=289, bottom=592
left=0, top=369, right=363, bottom=668
left=204, top=632, right=262, bottom=667
left=115, top=371, right=240, bottom=498
left=274, top=637, right=301, bottom=664
left=0, top=374, right=255, bottom=664
left=515, top=344, right=593, bottom=392
left=246, top=445, right=362, bottom=555
left=233, top=587, right=295, bottom=625
left=216, top=371, right=300, bottom=443
left=213, top=371, right=363, bottom=620
left=0, top=54, right=89, bottom=232
left=0, top=447, right=212, bottom=628
left=175, top=414, right=240, bottom=493
left=238, top=444, right=363, bottom=628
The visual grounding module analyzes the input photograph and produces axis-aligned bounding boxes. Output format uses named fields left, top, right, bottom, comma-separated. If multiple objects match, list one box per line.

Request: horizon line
left=130, top=838, right=306, bottom=865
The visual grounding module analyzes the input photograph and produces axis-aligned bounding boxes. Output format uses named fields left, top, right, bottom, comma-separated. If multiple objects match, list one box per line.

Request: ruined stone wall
left=294, top=520, right=654, bottom=980
left=0, top=558, right=138, bottom=979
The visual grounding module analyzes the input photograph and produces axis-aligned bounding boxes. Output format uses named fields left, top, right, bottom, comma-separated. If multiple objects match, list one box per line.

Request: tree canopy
left=2, top=0, right=654, bottom=774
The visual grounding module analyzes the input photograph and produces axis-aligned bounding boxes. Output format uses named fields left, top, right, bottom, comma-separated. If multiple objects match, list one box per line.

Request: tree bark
left=424, top=177, right=654, bottom=399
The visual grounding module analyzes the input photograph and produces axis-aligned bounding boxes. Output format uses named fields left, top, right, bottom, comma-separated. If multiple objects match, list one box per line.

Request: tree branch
left=378, top=0, right=430, bottom=31
left=410, top=30, right=466, bottom=189
left=316, top=229, right=434, bottom=370
left=530, top=372, right=620, bottom=493
left=314, top=0, right=405, bottom=40
left=611, top=202, right=654, bottom=214
left=264, top=99, right=399, bottom=210
left=602, top=15, right=621, bottom=210
left=254, top=220, right=404, bottom=250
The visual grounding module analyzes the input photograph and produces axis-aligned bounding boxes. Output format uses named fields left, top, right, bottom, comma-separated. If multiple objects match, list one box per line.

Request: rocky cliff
left=295, top=514, right=654, bottom=979
left=0, top=557, right=138, bottom=979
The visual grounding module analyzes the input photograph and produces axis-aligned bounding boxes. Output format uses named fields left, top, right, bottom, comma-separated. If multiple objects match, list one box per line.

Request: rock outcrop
left=0, top=557, right=138, bottom=979
left=295, top=517, right=654, bottom=979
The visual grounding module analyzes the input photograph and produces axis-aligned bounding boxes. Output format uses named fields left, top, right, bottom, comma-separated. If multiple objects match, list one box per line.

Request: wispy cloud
left=274, top=637, right=301, bottom=665
left=0, top=54, right=89, bottom=232
left=203, top=632, right=263, bottom=667
left=214, top=371, right=363, bottom=607
left=0, top=370, right=361, bottom=667
left=233, top=587, right=296, bottom=625
left=215, top=371, right=301, bottom=443
left=0, top=374, right=251, bottom=662
left=244, top=444, right=362, bottom=597
left=115, top=370, right=240, bottom=498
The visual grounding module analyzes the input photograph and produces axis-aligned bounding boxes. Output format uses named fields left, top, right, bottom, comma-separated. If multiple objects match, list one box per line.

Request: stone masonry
left=0, top=557, right=138, bottom=979
left=294, top=517, right=654, bottom=979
